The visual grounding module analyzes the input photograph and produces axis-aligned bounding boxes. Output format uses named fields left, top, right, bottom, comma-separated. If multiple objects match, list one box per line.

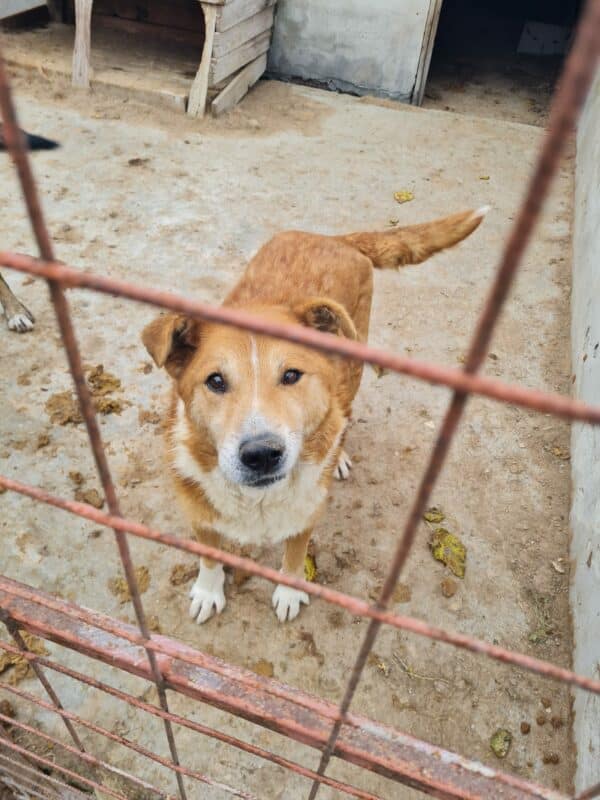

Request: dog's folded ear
left=293, top=298, right=357, bottom=340
left=141, top=313, right=200, bottom=378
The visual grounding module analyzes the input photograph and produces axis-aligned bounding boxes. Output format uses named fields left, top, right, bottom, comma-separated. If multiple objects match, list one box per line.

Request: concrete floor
left=0, top=64, right=575, bottom=799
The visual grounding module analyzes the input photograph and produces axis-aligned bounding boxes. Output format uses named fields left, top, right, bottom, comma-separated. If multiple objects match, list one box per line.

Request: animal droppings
left=490, top=729, right=512, bottom=758
left=169, top=563, right=199, bottom=586
left=430, top=528, right=466, bottom=578
left=45, top=391, right=83, bottom=425
left=424, top=507, right=445, bottom=524
left=251, top=659, right=274, bottom=677
left=95, top=396, right=124, bottom=415
left=441, top=577, right=458, bottom=597
left=392, top=583, right=412, bottom=603
left=0, top=632, right=48, bottom=685
left=304, top=553, right=317, bottom=582
left=87, top=364, right=121, bottom=396
left=75, top=488, right=104, bottom=509
left=108, top=566, right=150, bottom=604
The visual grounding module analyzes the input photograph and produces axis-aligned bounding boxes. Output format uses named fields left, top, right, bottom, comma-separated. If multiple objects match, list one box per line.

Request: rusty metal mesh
left=1, top=1, right=600, bottom=798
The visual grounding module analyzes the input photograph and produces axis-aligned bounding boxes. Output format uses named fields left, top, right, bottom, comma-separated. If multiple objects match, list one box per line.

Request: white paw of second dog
left=189, top=563, right=226, bottom=624
left=334, top=449, right=353, bottom=480
left=7, top=311, right=34, bottom=333
left=272, top=584, right=309, bottom=622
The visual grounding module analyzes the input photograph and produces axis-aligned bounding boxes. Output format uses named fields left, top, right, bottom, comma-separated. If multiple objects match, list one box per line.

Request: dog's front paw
left=272, top=584, right=309, bottom=622
left=7, top=310, right=35, bottom=333
left=189, top=563, right=226, bottom=624
left=334, top=449, right=352, bottom=480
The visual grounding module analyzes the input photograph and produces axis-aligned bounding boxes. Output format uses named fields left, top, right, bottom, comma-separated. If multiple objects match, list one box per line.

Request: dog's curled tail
left=338, top=207, right=489, bottom=269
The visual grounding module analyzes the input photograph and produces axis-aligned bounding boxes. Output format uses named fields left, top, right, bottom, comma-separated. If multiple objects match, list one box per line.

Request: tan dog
left=142, top=208, right=487, bottom=623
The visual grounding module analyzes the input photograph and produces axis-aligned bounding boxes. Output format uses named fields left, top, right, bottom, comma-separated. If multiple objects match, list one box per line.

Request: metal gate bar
left=0, top=48, right=189, bottom=800
left=2, top=478, right=599, bottom=697
left=0, top=249, right=599, bottom=424
left=308, top=0, right=600, bottom=793
left=0, top=644, right=382, bottom=800
left=0, top=577, right=569, bottom=800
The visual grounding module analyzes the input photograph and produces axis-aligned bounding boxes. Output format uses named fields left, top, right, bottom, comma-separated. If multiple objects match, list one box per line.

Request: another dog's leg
left=0, top=273, right=35, bottom=333
left=334, top=449, right=353, bottom=481
left=272, top=529, right=311, bottom=622
left=189, top=527, right=226, bottom=624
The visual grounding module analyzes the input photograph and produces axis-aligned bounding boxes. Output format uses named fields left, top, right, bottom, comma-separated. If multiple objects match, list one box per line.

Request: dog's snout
left=239, top=435, right=284, bottom=474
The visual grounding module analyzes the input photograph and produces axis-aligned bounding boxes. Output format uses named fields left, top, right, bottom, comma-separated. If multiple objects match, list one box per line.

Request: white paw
left=189, top=563, right=226, bottom=624
left=272, top=584, right=309, bottom=622
left=7, top=311, right=34, bottom=332
left=334, top=449, right=352, bottom=481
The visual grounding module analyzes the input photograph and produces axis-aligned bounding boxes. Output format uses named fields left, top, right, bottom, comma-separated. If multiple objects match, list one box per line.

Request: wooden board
left=411, top=0, right=443, bottom=105
left=209, top=29, right=270, bottom=86
left=211, top=51, right=266, bottom=115
left=187, top=3, right=217, bottom=116
left=212, top=6, right=273, bottom=58
left=72, top=0, right=92, bottom=87
left=216, top=0, right=276, bottom=33
left=0, top=0, right=47, bottom=19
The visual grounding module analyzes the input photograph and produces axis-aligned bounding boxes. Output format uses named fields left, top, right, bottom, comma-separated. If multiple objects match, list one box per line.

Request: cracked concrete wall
left=571, top=65, right=600, bottom=793
left=268, top=0, right=430, bottom=100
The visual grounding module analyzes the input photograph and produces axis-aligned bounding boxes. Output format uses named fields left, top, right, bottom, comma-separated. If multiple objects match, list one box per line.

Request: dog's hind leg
left=0, top=273, right=35, bottom=332
left=334, top=449, right=353, bottom=481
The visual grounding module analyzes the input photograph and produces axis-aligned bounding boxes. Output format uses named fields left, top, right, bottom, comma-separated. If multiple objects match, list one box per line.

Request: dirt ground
left=423, top=52, right=559, bottom=127
left=422, top=2, right=564, bottom=127
left=0, top=59, right=575, bottom=800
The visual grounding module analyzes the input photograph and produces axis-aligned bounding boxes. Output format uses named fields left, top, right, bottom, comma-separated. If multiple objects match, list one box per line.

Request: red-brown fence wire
left=1, top=2, right=600, bottom=798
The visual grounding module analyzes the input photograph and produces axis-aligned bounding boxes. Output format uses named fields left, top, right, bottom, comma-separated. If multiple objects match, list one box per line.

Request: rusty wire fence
left=1, top=1, right=600, bottom=798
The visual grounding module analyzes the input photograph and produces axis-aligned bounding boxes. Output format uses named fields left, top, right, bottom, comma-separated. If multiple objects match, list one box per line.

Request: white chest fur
left=172, top=400, right=339, bottom=545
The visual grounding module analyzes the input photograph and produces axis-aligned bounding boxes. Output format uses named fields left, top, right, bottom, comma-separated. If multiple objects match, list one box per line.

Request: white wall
left=269, top=0, right=431, bottom=101
left=571, top=65, right=600, bottom=793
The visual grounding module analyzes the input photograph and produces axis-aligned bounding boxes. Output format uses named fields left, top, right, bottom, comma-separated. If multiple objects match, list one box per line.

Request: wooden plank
left=211, top=52, right=266, bottom=116
left=216, top=0, right=276, bottom=33
left=0, top=0, right=46, bottom=19
left=411, top=0, right=443, bottom=106
left=213, top=6, right=273, bottom=57
left=187, top=3, right=217, bottom=117
left=71, top=0, right=93, bottom=88
left=209, top=29, right=270, bottom=86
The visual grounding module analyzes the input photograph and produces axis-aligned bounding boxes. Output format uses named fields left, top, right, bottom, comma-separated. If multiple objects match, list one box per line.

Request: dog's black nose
left=239, top=436, right=284, bottom=474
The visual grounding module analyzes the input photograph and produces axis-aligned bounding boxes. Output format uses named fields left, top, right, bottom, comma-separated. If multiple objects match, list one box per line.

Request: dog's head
left=142, top=301, right=355, bottom=488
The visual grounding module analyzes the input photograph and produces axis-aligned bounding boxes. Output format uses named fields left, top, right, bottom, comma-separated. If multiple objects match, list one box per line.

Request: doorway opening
left=424, top=0, right=582, bottom=125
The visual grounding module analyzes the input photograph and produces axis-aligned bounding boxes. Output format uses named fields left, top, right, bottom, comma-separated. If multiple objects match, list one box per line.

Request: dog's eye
left=281, top=369, right=303, bottom=386
left=205, top=373, right=227, bottom=393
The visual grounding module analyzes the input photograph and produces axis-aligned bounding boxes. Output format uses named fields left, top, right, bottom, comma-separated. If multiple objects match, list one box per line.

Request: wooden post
left=187, top=3, right=218, bottom=117
left=72, top=0, right=93, bottom=88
